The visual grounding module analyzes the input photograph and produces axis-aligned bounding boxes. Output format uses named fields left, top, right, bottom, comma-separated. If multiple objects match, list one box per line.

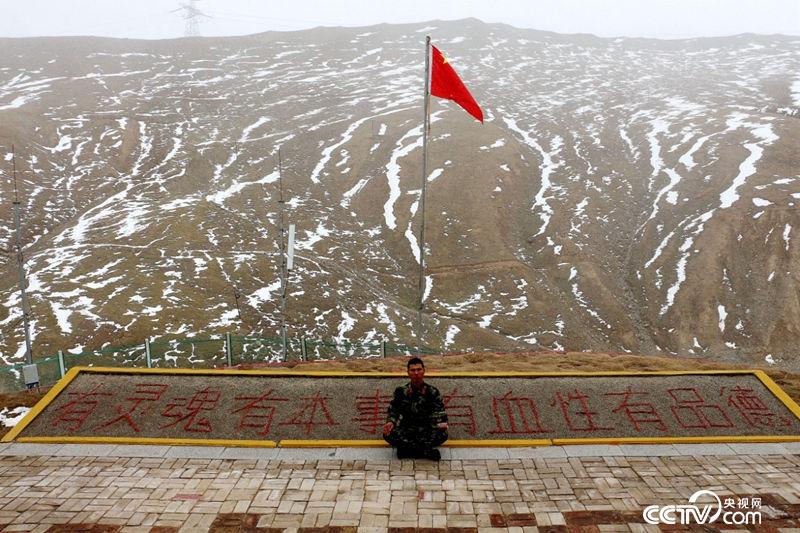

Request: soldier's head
left=407, top=357, right=425, bottom=386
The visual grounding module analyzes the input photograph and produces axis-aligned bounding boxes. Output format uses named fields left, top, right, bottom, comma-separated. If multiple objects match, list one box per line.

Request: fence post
left=301, top=338, right=307, bottom=361
left=145, top=338, right=152, bottom=368
left=381, top=341, right=387, bottom=358
left=57, top=350, right=65, bottom=378
left=225, top=333, right=233, bottom=367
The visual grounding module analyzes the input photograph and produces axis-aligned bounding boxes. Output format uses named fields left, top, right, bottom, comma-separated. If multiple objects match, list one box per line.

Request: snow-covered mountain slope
left=1, top=20, right=798, bottom=368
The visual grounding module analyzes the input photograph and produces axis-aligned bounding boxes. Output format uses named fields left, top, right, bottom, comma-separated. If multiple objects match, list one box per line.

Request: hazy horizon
left=2, top=0, right=798, bottom=41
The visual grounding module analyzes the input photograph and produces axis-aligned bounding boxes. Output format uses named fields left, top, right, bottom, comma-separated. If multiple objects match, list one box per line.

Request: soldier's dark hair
left=407, top=357, right=425, bottom=369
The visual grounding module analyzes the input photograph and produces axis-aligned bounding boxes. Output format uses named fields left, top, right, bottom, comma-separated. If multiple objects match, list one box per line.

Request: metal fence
left=0, top=334, right=429, bottom=393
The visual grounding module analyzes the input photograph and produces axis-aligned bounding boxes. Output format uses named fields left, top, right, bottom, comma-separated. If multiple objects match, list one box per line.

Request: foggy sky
left=2, top=0, right=798, bottom=40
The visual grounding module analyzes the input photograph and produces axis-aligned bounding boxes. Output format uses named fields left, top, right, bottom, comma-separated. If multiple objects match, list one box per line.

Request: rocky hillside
left=1, top=19, right=799, bottom=368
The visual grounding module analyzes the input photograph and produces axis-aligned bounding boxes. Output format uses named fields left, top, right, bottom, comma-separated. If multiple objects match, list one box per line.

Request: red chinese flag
left=430, top=45, right=483, bottom=123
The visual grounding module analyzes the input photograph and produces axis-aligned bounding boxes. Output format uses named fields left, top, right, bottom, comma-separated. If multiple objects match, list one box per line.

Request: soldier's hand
left=383, top=422, right=394, bottom=436
left=436, top=422, right=448, bottom=429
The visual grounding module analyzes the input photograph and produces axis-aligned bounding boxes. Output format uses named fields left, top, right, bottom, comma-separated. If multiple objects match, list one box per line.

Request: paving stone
left=277, top=448, right=338, bottom=460
left=334, top=448, right=390, bottom=460
left=449, top=448, right=510, bottom=460
left=562, top=445, right=625, bottom=457
left=780, top=441, right=800, bottom=454
left=219, top=447, right=281, bottom=459
left=671, top=443, right=735, bottom=456
left=162, top=446, right=224, bottom=459
left=508, top=447, right=567, bottom=459
left=726, top=443, right=792, bottom=455
left=617, top=445, right=680, bottom=457
left=0, top=443, right=64, bottom=456
left=51, top=444, right=119, bottom=457
left=109, top=445, right=168, bottom=458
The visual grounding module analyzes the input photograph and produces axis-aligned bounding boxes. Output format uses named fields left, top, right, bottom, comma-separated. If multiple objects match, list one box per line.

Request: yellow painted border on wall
left=552, top=435, right=800, bottom=445
left=277, top=439, right=552, bottom=448
left=62, top=366, right=762, bottom=378
left=7, top=366, right=800, bottom=447
left=754, top=370, right=800, bottom=420
left=2, top=366, right=82, bottom=443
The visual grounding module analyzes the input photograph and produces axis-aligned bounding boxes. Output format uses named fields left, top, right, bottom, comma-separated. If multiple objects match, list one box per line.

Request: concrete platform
left=0, top=442, right=797, bottom=531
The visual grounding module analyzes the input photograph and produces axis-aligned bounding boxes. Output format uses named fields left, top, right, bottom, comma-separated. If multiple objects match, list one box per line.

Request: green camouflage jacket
left=386, top=382, right=448, bottom=428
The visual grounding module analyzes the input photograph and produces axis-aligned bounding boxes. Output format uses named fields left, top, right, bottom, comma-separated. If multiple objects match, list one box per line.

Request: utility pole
left=277, top=149, right=288, bottom=360
left=10, top=146, right=33, bottom=365
left=171, top=0, right=210, bottom=37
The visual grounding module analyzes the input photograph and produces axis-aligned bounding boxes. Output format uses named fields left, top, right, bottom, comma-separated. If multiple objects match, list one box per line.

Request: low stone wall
left=8, top=368, right=800, bottom=444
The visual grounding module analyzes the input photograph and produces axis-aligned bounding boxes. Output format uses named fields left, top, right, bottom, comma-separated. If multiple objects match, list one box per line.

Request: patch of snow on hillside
left=240, top=117, right=270, bottom=142
left=679, top=134, right=711, bottom=170
left=440, top=285, right=485, bottom=314
left=51, top=302, right=73, bottom=334
left=117, top=202, right=148, bottom=238
left=501, top=114, right=563, bottom=238
left=131, top=122, right=152, bottom=177
left=375, top=303, right=397, bottom=335
left=752, top=198, right=772, bottom=207
left=480, top=139, right=505, bottom=150
left=619, top=127, right=637, bottom=158
left=342, top=177, right=372, bottom=207
left=335, top=311, right=356, bottom=342
left=0, top=407, right=30, bottom=427
left=570, top=268, right=610, bottom=328
left=444, top=325, right=460, bottom=347
left=423, top=275, right=432, bottom=303
left=208, top=309, right=239, bottom=328
left=248, top=279, right=282, bottom=306
left=509, top=295, right=528, bottom=313
left=792, top=78, right=800, bottom=106
left=384, top=123, right=423, bottom=229
left=344, top=47, right=382, bottom=65
left=717, top=305, right=727, bottom=332
left=161, top=196, right=197, bottom=211
left=427, top=168, right=444, bottom=182
left=206, top=171, right=279, bottom=206
left=719, top=115, right=778, bottom=209
left=784, top=224, right=792, bottom=251
left=294, top=222, right=331, bottom=251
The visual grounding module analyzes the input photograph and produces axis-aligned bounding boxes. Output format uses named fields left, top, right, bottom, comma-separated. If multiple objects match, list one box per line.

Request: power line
left=172, top=0, right=211, bottom=37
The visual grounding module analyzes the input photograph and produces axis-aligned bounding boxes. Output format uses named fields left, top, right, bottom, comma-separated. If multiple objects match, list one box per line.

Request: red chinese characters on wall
left=98, top=383, right=169, bottom=432
left=53, top=384, right=112, bottom=432
left=489, top=391, right=549, bottom=434
left=550, top=389, right=613, bottom=433
left=161, top=387, right=221, bottom=433
left=722, top=386, right=793, bottom=428
left=279, top=391, right=339, bottom=436
left=605, top=388, right=667, bottom=433
left=43, top=378, right=798, bottom=439
left=667, top=388, right=734, bottom=429
left=233, top=389, right=290, bottom=436
left=443, top=388, right=478, bottom=436
left=352, top=388, right=392, bottom=435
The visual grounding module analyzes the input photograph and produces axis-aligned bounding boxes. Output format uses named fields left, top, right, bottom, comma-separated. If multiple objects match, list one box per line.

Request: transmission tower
left=171, top=0, right=210, bottom=37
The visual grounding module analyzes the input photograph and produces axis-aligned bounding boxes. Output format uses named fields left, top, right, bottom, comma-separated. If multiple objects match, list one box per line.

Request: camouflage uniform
left=384, top=382, right=448, bottom=451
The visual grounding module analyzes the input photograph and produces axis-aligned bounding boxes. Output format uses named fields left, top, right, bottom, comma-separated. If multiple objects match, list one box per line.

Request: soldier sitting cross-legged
left=382, top=357, right=448, bottom=460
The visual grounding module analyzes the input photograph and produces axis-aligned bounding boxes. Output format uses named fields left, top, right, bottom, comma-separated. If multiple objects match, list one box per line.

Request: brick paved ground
left=0, top=444, right=798, bottom=532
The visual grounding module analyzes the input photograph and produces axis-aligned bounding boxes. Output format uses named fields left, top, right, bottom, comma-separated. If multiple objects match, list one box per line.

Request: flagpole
left=416, top=36, right=432, bottom=352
